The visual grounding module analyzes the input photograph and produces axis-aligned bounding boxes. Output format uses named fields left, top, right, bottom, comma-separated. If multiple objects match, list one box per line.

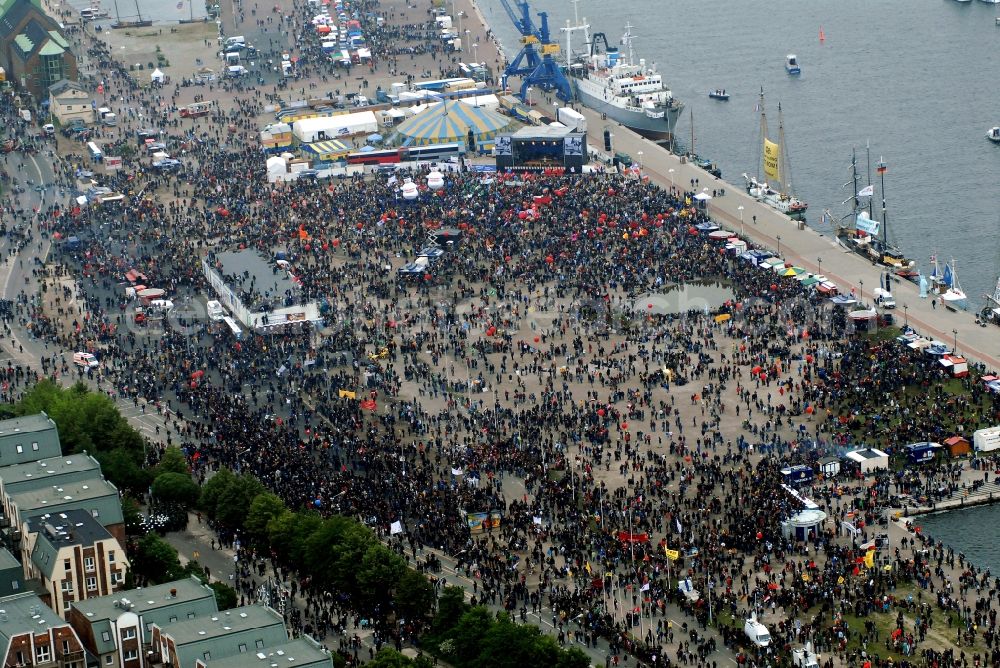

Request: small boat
left=785, top=54, right=801, bottom=75
left=980, top=0, right=1000, bottom=5
left=708, top=89, right=730, bottom=101
left=988, top=127, right=1000, bottom=143
left=744, top=90, right=807, bottom=219
left=931, top=256, right=968, bottom=308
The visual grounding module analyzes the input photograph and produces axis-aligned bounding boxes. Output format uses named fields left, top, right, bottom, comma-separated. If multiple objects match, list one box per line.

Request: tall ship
left=835, top=146, right=915, bottom=271
left=742, top=90, right=808, bottom=219
left=564, top=22, right=683, bottom=142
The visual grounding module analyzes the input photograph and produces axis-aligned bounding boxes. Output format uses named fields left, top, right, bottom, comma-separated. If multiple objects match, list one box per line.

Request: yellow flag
left=665, top=548, right=680, bottom=561
left=837, top=576, right=844, bottom=585
left=763, top=139, right=781, bottom=183
left=801, top=573, right=810, bottom=582
left=585, top=562, right=592, bottom=574
left=863, top=551, right=875, bottom=569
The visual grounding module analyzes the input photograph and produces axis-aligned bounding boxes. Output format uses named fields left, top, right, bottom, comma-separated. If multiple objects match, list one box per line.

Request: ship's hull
left=573, top=80, right=683, bottom=141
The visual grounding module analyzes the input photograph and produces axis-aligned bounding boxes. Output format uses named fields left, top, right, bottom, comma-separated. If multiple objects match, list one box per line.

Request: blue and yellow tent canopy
left=395, top=102, right=512, bottom=147
left=301, top=139, right=352, bottom=159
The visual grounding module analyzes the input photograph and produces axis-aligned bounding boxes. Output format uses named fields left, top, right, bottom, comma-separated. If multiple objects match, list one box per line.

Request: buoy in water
left=819, top=26, right=825, bottom=42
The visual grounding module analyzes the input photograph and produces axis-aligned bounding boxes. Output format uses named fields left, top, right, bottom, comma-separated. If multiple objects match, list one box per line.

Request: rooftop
left=0, top=592, right=68, bottom=644
left=0, top=414, right=56, bottom=438
left=0, top=454, right=101, bottom=489
left=27, top=509, right=112, bottom=548
left=511, top=125, right=578, bottom=139
left=71, top=576, right=215, bottom=622
left=10, top=475, right=121, bottom=520
left=211, top=250, right=298, bottom=312
left=846, top=448, right=889, bottom=460
left=163, top=605, right=284, bottom=645
left=202, top=638, right=332, bottom=668
left=0, top=548, right=18, bottom=571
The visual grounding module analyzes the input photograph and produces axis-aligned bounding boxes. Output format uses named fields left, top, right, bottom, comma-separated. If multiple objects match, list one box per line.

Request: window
left=10, top=580, right=18, bottom=591
left=186, top=612, right=195, bottom=619
left=203, top=652, right=211, bottom=661
left=105, top=655, right=114, bottom=665
left=15, top=651, right=23, bottom=665
left=121, top=627, right=136, bottom=640
left=111, top=571, right=123, bottom=585
left=84, top=556, right=95, bottom=572
left=238, top=643, right=247, bottom=653
left=108, top=551, right=116, bottom=563
left=255, top=639, right=265, bottom=649
left=31, top=442, right=38, bottom=451
left=169, top=616, right=177, bottom=623
left=87, top=576, right=97, bottom=591
left=62, top=580, right=74, bottom=593
left=15, top=444, right=22, bottom=454
left=36, top=644, right=51, bottom=663
left=91, top=509, right=100, bottom=518
left=64, top=559, right=71, bottom=572
left=101, top=631, right=111, bottom=642
left=124, top=649, right=138, bottom=661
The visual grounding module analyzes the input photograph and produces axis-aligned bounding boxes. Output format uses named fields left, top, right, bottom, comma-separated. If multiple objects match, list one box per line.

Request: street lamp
left=952, top=329, right=958, bottom=354
left=738, top=205, right=745, bottom=236
left=668, top=168, right=675, bottom=187
left=817, top=256, right=822, bottom=277
left=637, top=150, right=643, bottom=174
left=859, top=279, right=864, bottom=303
left=776, top=234, right=782, bottom=256
left=903, top=304, right=908, bottom=327
left=526, top=86, right=534, bottom=106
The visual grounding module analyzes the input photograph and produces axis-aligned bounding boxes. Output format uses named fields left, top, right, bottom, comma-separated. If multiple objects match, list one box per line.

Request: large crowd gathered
left=2, top=0, right=1000, bottom=666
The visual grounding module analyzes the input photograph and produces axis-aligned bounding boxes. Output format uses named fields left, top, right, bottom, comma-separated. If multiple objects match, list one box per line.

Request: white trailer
left=557, top=107, right=587, bottom=133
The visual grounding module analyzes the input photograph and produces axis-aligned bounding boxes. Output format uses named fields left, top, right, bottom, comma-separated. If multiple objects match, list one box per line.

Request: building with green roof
left=0, top=0, right=77, bottom=97
left=152, top=605, right=288, bottom=668
left=197, top=637, right=334, bottom=668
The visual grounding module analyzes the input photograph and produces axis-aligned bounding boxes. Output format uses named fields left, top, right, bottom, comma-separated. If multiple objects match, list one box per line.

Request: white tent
left=150, top=68, right=166, bottom=83
left=845, top=448, right=889, bottom=473
left=266, top=155, right=288, bottom=183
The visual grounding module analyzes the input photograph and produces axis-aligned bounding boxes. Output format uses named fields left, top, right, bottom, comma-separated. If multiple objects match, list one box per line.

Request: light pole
left=668, top=168, right=675, bottom=188
left=738, top=205, right=745, bottom=236
left=776, top=234, right=782, bottom=257
left=903, top=304, right=908, bottom=328
left=817, top=256, right=822, bottom=277
left=952, top=329, right=958, bottom=354
left=637, top=150, right=643, bottom=175
left=859, top=279, right=864, bottom=303
left=526, top=86, right=534, bottom=106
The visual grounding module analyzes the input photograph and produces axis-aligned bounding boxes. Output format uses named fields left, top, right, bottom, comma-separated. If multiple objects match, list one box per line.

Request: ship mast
left=757, top=88, right=767, bottom=184
left=777, top=102, right=793, bottom=197
left=561, top=0, right=589, bottom=70
left=877, top=157, right=888, bottom=247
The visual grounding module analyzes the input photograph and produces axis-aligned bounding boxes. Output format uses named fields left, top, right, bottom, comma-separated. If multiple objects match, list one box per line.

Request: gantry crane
left=498, top=0, right=573, bottom=103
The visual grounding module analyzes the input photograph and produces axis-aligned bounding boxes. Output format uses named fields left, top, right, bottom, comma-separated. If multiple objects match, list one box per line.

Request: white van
left=73, top=352, right=99, bottom=368
left=873, top=288, right=896, bottom=309
left=224, top=35, right=246, bottom=47
left=206, top=300, right=226, bottom=321
left=744, top=617, right=771, bottom=648
left=149, top=299, right=174, bottom=311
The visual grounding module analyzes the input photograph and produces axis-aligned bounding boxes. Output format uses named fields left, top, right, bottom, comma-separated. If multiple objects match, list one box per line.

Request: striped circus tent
left=394, top=101, right=513, bottom=147
left=300, top=139, right=352, bottom=160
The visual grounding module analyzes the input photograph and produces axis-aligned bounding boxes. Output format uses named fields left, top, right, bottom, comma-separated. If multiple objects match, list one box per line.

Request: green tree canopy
left=209, top=581, right=238, bottom=610
left=245, top=492, right=287, bottom=548
left=394, top=568, right=436, bottom=623
left=131, top=533, right=183, bottom=585
left=151, top=472, right=201, bottom=508
left=155, top=446, right=190, bottom=476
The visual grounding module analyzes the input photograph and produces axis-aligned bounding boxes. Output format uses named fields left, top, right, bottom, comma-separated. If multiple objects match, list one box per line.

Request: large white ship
left=566, top=23, right=683, bottom=142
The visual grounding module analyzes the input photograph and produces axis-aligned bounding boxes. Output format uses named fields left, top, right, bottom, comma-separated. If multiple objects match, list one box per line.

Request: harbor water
left=915, top=503, right=1000, bottom=575
left=480, top=0, right=1000, bottom=307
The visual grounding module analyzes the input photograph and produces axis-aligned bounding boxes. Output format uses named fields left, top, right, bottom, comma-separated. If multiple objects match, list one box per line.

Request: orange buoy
left=819, top=26, right=825, bottom=42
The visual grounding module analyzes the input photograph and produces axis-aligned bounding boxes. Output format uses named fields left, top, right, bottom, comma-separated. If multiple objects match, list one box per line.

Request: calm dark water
left=480, top=0, right=1000, bottom=307
left=916, top=504, right=1000, bottom=574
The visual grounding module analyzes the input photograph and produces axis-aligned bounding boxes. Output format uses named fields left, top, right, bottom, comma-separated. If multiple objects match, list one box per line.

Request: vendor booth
left=905, top=442, right=941, bottom=464
left=817, top=456, right=841, bottom=477
left=974, top=426, right=1000, bottom=453
left=781, top=508, right=827, bottom=541
left=943, top=435, right=971, bottom=458
left=845, top=447, right=889, bottom=473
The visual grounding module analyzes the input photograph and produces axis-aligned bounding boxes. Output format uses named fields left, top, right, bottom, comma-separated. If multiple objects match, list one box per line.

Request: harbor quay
left=3, top=0, right=1000, bottom=665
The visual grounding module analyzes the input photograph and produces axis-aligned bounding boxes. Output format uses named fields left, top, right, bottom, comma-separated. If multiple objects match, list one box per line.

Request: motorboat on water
left=709, top=89, right=730, bottom=101
left=785, top=54, right=801, bottom=75
left=988, top=127, right=1000, bottom=143
left=980, top=0, right=1000, bottom=5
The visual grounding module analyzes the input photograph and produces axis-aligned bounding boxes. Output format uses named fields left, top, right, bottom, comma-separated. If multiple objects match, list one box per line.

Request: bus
left=180, top=102, right=213, bottom=118
left=344, top=143, right=466, bottom=165
left=222, top=316, right=242, bottom=339
left=87, top=141, right=103, bottom=162
left=413, top=77, right=475, bottom=92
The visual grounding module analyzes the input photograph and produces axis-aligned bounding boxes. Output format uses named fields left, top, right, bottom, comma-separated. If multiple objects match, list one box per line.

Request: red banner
left=617, top=531, right=650, bottom=544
